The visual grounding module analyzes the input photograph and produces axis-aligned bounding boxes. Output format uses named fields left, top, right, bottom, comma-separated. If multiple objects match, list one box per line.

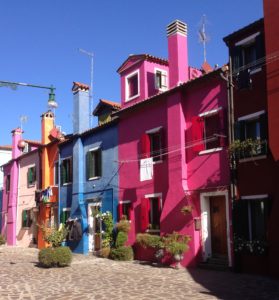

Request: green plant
left=116, top=220, right=130, bottom=233
left=96, top=211, right=114, bottom=246
left=99, top=247, right=111, bottom=258
left=115, top=231, right=128, bottom=248
left=109, top=246, right=133, bottom=261
left=136, top=233, right=163, bottom=249
left=181, top=205, right=193, bottom=215
left=38, top=246, right=72, bottom=268
left=40, top=224, right=68, bottom=248
left=162, top=232, right=191, bottom=256
left=229, top=139, right=266, bottom=161
left=0, top=234, right=6, bottom=246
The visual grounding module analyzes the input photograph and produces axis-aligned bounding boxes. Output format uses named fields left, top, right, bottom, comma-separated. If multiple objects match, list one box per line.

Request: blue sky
left=0, top=0, right=263, bottom=145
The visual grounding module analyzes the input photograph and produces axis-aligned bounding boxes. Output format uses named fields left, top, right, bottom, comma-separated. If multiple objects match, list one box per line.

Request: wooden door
left=210, top=196, right=227, bottom=255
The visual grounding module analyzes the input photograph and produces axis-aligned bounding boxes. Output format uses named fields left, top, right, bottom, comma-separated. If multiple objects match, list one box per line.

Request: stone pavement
left=0, top=246, right=279, bottom=300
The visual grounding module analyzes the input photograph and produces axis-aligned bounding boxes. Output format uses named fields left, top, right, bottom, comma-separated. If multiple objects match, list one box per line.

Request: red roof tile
left=72, top=82, right=90, bottom=92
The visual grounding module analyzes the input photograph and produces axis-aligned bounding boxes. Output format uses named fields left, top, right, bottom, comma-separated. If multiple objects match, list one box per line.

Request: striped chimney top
left=167, top=20, right=187, bottom=37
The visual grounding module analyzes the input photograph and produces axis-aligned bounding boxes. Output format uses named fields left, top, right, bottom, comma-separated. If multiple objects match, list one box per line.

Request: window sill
left=146, top=229, right=160, bottom=234
left=239, top=155, right=267, bottom=163
left=62, top=182, right=72, bottom=186
left=88, top=176, right=101, bottom=181
left=125, top=93, right=140, bottom=102
left=28, top=184, right=35, bottom=188
left=198, top=147, right=223, bottom=155
left=153, top=160, right=163, bottom=165
left=250, top=67, right=262, bottom=75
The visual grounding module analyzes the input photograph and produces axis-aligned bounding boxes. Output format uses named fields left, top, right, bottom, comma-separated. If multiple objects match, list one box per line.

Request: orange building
left=37, top=111, right=61, bottom=249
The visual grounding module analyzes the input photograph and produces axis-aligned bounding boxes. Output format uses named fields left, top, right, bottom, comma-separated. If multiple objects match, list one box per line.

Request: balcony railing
left=229, top=139, right=268, bottom=161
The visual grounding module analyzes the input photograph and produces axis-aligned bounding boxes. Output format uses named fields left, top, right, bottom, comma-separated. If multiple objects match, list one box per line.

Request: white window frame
left=125, top=69, right=140, bottom=102
left=61, top=156, right=72, bottom=186
left=87, top=147, right=102, bottom=181
left=198, top=107, right=223, bottom=155
left=144, top=193, right=162, bottom=233
left=154, top=68, right=168, bottom=91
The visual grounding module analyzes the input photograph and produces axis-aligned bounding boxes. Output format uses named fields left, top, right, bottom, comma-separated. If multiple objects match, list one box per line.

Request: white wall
left=0, top=149, right=12, bottom=189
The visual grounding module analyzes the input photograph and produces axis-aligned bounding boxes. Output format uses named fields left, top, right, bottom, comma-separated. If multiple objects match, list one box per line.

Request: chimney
left=41, top=111, right=55, bottom=145
left=72, top=82, right=90, bottom=134
left=11, top=128, right=23, bottom=159
left=167, top=20, right=189, bottom=88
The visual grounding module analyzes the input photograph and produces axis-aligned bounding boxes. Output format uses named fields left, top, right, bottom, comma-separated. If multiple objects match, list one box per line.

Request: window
left=6, top=174, right=10, bottom=192
left=22, top=209, right=32, bottom=228
left=60, top=158, right=72, bottom=185
left=232, top=33, right=264, bottom=89
left=61, top=208, right=71, bottom=224
left=140, top=196, right=162, bottom=232
left=27, top=166, right=36, bottom=187
left=23, top=143, right=31, bottom=154
left=233, top=197, right=268, bottom=242
left=155, top=69, right=167, bottom=91
left=54, top=161, right=59, bottom=186
left=140, top=127, right=164, bottom=162
left=235, top=112, right=268, bottom=156
left=125, top=70, right=140, bottom=101
left=86, top=148, right=102, bottom=179
left=118, top=201, right=131, bottom=221
left=191, top=108, right=225, bottom=153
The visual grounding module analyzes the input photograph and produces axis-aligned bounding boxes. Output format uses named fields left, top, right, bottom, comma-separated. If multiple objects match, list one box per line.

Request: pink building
left=1, top=128, right=40, bottom=246
left=117, top=20, right=231, bottom=267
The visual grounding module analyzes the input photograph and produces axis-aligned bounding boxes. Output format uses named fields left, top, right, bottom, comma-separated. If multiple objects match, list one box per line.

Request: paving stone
left=0, top=246, right=279, bottom=299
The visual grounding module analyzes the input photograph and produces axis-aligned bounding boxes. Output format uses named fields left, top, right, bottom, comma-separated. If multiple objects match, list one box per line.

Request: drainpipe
left=58, top=149, right=61, bottom=225
left=15, top=160, right=20, bottom=246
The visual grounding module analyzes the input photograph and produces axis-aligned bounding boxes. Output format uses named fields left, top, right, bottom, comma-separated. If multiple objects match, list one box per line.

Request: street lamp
left=0, top=80, right=58, bottom=109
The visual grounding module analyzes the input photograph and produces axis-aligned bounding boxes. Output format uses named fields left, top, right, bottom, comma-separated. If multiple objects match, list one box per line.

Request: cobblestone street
left=0, top=246, right=279, bottom=300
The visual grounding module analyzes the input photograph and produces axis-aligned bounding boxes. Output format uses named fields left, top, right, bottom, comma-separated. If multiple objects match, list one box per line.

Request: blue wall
left=59, top=122, right=119, bottom=254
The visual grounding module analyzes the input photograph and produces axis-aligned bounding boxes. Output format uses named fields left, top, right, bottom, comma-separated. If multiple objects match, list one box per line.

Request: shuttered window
left=6, top=174, right=10, bottom=192
left=61, top=209, right=71, bottom=224
left=118, top=201, right=132, bottom=221
left=22, top=209, right=32, bottom=228
left=27, top=166, right=36, bottom=186
left=86, top=148, right=102, bottom=180
left=140, top=128, right=164, bottom=161
left=140, top=197, right=161, bottom=232
left=60, top=158, right=72, bottom=185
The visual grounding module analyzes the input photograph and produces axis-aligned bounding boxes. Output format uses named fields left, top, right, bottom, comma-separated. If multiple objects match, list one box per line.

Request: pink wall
left=120, top=60, right=169, bottom=108
left=118, top=73, right=229, bottom=267
left=16, top=151, right=40, bottom=247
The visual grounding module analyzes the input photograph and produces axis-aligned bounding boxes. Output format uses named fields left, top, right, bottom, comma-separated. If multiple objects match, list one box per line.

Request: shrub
left=53, top=247, right=72, bottom=267
left=110, top=246, right=133, bottom=261
left=115, top=231, right=128, bottom=248
left=0, top=234, right=6, bottom=246
left=38, top=246, right=72, bottom=268
left=136, top=233, right=163, bottom=249
left=40, top=224, right=68, bottom=248
left=162, top=232, right=191, bottom=256
left=99, top=247, right=111, bottom=258
left=116, top=220, right=130, bottom=233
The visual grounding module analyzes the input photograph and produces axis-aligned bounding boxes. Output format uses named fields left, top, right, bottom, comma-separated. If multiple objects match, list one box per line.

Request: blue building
left=59, top=82, right=120, bottom=254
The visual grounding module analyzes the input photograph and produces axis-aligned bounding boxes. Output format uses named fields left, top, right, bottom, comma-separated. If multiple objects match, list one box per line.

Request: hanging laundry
left=140, top=157, right=153, bottom=181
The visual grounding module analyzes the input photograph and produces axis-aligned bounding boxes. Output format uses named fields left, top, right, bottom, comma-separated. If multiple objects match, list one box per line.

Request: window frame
left=145, top=126, right=163, bottom=163
left=86, top=147, right=102, bottom=180
left=27, top=165, right=36, bottom=187
left=144, top=193, right=162, bottom=233
left=60, top=157, right=73, bottom=186
left=61, top=207, right=71, bottom=224
left=197, top=107, right=223, bottom=155
left=22, top=209, right=32, bottom=228
left=154, top=68, right=168, bottom=91
left=6, top=174, right=11, bottom=192
left=125, top=69, right=140, bottom=102
left=54, top=161, right=59, bottom=186
left=118, top=200, right=132, bottom=221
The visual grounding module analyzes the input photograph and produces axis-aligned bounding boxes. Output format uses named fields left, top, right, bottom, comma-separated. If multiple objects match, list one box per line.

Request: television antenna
left=20, top=115, right=28, bottom=131
left=198, top=15, right=210, bottom=63
left=78, top=48, right=94, bottom=127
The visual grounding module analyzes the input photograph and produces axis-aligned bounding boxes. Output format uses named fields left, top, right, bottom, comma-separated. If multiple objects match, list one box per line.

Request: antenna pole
left=202, top=15, right=206, bottom=63
left=78, top=48, right=94, bottom=127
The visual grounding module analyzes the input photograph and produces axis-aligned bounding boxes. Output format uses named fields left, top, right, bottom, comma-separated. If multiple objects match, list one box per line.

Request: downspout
left=15, top=159, right=20, bottom=246
left=58, top=148, right=61, bottom=226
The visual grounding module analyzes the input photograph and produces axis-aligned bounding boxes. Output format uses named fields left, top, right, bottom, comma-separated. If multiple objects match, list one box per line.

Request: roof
left=93, top=99, right=121, bottom=116
left=117, top=54, right=168, bottom=73
left=24, top=140, right=42, bottom=146
left=58, top=119, right=119, bottom=147
left=223, top=18, right=264, bottom=44
left=114, top=67, right=223, bottom=116
left=0, top=145, right=12, bottom=151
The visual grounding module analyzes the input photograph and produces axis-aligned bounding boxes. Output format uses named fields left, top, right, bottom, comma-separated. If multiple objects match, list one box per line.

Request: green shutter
left=22, top=210, right=27, bottom=227
left=27, top=168, right=32, bottom=185
left=97, top=149, right=102, bottom=177
left=86, top=151, right=93, bottom=179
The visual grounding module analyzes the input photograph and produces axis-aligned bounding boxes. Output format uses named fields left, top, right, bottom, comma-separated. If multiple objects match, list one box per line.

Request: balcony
left=229, top=139, right=268, bottom=162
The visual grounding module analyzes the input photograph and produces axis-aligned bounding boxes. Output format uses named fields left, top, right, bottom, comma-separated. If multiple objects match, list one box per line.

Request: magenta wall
left=118, top=74, right=229, bottom=267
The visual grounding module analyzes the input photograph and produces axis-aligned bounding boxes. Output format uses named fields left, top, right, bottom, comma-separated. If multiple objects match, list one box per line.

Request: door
left=88, top=203, right=101, bottom=252
left=210, top=196, right=227, bottom=255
